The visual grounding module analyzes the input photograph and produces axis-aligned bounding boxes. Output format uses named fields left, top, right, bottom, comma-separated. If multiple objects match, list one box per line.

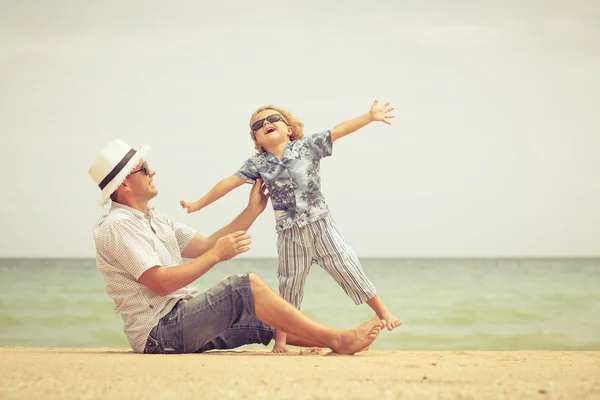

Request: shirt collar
left=111, top=201, right=154, bottom=219
left=263, top=141, right=294, bottom=162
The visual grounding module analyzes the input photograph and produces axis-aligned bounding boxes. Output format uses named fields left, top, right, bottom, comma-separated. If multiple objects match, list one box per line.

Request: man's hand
left=369, top=99, right=395, bottom=125
left=211, top=231, right=252, bottom=262
left=142, top=231, right=250, bottom=295
left=247, top=178, right=269, bottom=215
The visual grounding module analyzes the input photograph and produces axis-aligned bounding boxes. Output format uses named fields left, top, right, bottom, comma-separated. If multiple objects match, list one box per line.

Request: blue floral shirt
left=235, top=130, right=333, bottom=232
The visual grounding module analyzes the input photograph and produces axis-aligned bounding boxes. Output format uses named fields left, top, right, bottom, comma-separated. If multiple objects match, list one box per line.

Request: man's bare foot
left=180, top=200, right=201, bottom=214
left=382, top=313, right=402, bottom=331
left=271, top=342, right=289, bottom=354
left=334, top=317, right=384, bottom=355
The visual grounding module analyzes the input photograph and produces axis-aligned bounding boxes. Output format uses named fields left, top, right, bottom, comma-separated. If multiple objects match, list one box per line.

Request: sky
left=0, top=0, right=598, bottom=258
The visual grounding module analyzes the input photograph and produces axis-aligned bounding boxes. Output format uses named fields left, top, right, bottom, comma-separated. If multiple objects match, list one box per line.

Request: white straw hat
left=88, top=140, right=150, bottom=206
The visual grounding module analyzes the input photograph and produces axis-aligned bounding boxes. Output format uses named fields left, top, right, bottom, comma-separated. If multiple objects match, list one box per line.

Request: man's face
left=125, top=159, right=158, bottom=200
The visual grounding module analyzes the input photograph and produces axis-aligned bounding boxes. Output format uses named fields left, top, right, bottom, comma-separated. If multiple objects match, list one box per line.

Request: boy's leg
left=313, top=217, right=402, bottom=331
left=277, top=227, right=314, bottom=309
left=274, top=227, right=314, bottom=352
left=366, top=295, right=402, bottom=330
left=248, top=273, right=385, bottom=355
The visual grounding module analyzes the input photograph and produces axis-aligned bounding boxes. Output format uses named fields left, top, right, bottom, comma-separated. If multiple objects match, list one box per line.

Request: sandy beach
left=1, top=347, right=598, bottom=399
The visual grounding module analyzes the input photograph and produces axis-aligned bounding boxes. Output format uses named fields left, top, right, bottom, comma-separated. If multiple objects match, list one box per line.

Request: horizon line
left=1, top=256, right=599, bottom=261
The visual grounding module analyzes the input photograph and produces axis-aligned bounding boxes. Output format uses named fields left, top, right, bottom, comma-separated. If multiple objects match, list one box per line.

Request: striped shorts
left=276, top=215, right=377, bottom=309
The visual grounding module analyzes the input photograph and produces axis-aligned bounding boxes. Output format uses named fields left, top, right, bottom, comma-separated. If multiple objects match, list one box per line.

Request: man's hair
left=249, top=105, right=304, bottom=152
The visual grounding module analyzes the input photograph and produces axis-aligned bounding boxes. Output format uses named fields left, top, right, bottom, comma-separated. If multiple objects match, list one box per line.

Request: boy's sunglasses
left=129, top=161, right=150, bottom=176
left=251, top=114, right=287, bottom=131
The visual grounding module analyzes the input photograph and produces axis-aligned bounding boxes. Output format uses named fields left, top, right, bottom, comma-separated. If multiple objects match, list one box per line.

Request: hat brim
left=98, top=144, right=151, bottom=206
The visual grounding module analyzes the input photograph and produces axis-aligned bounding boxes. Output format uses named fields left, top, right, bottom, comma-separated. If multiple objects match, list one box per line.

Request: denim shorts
left=143, top=273, right=274, bottom=354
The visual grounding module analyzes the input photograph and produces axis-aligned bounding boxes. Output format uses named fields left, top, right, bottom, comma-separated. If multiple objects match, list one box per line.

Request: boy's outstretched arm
left=180, top=175, right=245, bottom=213
left=330, top=99, right=395, bottom=142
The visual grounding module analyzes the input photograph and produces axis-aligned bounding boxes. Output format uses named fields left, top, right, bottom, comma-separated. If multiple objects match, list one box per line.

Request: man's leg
left=195, top=317, right=325, bottom=352
left=186, top=273, right=323, bottom=353
left=194, top=313, right=274, bottom=352
left=180, top=274, right=274, bottom=353
left=249, top=273, right=385, bottom=355
left=285, top=334, right=326, bottom=348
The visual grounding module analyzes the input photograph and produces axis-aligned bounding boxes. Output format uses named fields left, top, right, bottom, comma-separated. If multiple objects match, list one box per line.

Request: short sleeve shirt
left=235, top=130, right=333, bottom=231
left=93, top=202, right=198, bottom=353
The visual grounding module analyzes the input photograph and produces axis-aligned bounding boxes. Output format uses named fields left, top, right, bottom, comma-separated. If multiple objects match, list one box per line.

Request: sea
left=1, top=258, right=599, bottom=351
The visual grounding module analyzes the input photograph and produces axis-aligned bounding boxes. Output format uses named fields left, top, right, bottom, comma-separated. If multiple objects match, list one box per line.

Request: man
left=88, top=139, right=384, bottom=354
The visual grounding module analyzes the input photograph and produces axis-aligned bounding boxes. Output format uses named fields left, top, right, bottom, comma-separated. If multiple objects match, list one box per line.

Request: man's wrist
left=205, top=248, right=222, bottom=264
left=245, top=204, right=263, bottom=219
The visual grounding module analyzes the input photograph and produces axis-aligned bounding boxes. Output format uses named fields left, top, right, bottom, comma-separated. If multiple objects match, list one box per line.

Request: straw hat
left=88, top=140, right=150, bottom=206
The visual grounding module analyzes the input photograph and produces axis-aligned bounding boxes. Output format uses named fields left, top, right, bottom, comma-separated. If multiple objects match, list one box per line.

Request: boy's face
left=251, top=109, right=292, bottom=149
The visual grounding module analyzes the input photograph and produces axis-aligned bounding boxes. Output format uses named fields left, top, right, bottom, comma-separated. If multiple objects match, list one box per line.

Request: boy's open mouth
left=265, top=127, right=276, bottom=135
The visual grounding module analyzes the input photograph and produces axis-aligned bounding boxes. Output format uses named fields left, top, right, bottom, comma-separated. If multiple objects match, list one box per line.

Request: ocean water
left=1, top=258, right=599, bottom=351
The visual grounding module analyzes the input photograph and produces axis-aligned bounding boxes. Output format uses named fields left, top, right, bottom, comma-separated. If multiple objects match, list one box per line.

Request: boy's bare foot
left=366, top=295, right=401, bottom=331
left=334, top=317, right=384, bottom=355
left=180, top=200, right=201, bottom=214
left=382, top=312, right=402, bottom=331
left=272, top=342, right=289, bottom=354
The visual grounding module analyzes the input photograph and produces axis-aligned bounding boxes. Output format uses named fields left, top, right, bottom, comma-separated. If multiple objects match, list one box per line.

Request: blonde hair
left=249, top=105, right=304, bottom=152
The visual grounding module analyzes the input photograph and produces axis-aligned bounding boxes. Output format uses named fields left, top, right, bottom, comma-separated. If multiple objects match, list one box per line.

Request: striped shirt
left=93, top=202, right=197, bottom=353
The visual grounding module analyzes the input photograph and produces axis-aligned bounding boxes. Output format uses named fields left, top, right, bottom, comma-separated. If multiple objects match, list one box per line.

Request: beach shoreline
left=1, top=347, right=598, bottom=399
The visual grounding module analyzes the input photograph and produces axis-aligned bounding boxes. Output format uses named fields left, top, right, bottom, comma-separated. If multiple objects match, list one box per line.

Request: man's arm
left=138, top=179, right=268, bottom=296
left=182, top=178, right=269, bottom=259
left=139, top=231, right=250, bottom=296
left=330, top=99, right=395, bottom=142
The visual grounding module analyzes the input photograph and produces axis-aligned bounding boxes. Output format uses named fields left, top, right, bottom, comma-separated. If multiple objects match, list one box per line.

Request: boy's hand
left=369, top=99, right=395, bottom=125
left=180, top=199, right=203, bottom=214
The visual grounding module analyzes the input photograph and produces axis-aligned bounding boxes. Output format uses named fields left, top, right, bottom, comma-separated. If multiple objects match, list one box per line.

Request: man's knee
left=248, top=272, right=261, bottom=285
left=248, top=272, right=267, bottom=291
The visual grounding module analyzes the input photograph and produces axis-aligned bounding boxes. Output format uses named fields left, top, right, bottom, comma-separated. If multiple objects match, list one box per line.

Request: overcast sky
left=1, top=0, right=598, bottom=258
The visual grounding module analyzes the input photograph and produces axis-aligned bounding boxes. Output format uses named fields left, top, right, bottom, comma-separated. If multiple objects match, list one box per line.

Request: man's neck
left=117, top=198, right=149, bottom=216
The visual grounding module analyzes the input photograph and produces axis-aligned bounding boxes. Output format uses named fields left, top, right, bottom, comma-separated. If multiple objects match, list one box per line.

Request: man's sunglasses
left=251, top=114, right=288, bottom=131
left=129, top=161, right=150, bottom=176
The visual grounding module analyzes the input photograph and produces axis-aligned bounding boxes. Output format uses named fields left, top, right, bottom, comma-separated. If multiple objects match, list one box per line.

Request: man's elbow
left=139, top=267, right=173, bottom=296
left=150, top=278, right=175, bottom=296
left=152, top=284, right=172, bottom=297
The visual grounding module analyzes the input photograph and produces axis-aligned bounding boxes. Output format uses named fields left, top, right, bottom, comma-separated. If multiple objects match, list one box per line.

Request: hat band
left=98, top=149, right=137, bottom=190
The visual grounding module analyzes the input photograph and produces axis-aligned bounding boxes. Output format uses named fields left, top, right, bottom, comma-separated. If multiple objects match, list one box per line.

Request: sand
left=1, top=347, right=599, bottom=399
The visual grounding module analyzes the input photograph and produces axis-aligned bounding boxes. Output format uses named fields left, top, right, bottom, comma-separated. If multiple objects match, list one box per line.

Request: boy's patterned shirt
left=235, top=130, right=333, bottom=232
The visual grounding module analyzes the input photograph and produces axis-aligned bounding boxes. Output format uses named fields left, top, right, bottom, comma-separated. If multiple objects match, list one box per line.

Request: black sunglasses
left=251, top=114, right=288, bottom=131
left=129, top=161, right=150, bottom=176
